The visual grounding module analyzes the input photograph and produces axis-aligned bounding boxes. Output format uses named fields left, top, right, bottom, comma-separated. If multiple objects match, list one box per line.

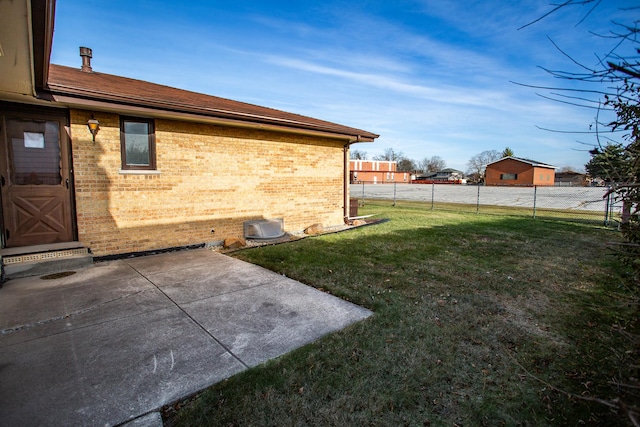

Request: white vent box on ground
left=243, top=219, right=285, bottom=240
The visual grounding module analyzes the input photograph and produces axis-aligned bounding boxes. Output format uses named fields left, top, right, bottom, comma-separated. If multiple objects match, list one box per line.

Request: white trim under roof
left=487, top=156, right=556, bottom=169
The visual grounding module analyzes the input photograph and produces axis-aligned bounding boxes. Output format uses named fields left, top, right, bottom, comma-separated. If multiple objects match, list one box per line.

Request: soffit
left=0, top=0, right=35, bottom=101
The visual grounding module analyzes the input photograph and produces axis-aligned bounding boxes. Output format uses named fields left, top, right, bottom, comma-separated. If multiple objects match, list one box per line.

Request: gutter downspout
left=343, top=135, right=362, bottom=224
left=26, top=0, right=37, bottom=97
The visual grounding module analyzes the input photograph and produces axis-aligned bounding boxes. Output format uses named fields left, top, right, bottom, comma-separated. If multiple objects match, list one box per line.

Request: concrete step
left=1, top=243, right=93, bottom=281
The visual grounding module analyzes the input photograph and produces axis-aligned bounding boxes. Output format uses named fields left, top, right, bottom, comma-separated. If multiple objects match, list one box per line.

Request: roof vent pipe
left=79, top=47, right=93, bottom=73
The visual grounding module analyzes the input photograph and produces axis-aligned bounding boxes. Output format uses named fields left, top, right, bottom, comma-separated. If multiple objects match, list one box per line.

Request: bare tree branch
left=608, top=61, right=640, bottom=79
left=510, top=80, right=616, bottom=96
left=548, top=36, right=596, bottom=72
left=535, top=92, right=608, bottom=109
left=504, top=346, right=640, bottom=422
left=518, top=0, right=574, bottom=30
left=535, top=125, right=608, bottom=134
left=575, top=0, right=602, bottom=26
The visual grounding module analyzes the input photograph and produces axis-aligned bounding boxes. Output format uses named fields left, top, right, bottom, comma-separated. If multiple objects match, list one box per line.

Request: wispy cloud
left=265, top=55, right=514, bottom=107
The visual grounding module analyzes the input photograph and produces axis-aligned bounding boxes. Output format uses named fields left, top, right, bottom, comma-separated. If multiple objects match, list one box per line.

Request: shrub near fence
left=351, top=182, right=621, bottom=225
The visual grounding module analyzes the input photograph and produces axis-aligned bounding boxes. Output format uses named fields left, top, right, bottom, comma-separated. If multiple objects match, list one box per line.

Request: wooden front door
left=0, top=107, right=75, bottom=247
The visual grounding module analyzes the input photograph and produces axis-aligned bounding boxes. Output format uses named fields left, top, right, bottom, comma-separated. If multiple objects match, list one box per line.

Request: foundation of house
left=1, top=242, right=93, bottom=282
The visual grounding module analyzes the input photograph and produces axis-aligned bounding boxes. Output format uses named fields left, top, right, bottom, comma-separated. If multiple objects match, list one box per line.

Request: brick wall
left=70, top=110, right=347, bottom=256
left=530, top=167, right=555, bottom=186
left=485, top=159, right=554, bottom=186
left=350, top=160, right=397, bottom=172
left=349, top=160, right=400, bottom=183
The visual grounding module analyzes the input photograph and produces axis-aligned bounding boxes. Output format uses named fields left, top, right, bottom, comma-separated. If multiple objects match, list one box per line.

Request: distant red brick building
left=485, top=157, right=556, bottom=186
left=350, top=160, right=411, bottom=183
left=554, top=171, right=588, bottom=186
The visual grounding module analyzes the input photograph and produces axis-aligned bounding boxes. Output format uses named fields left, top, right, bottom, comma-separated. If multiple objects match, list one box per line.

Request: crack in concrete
left=0, top=290, right=144, bottom=335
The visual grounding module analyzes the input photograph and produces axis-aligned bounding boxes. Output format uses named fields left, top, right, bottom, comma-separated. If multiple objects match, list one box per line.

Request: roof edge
left=43, top=65, right=379, bottom=141
left=47, top=93, right=376, bottom=142
left=487, top=156, right=556, bottom=169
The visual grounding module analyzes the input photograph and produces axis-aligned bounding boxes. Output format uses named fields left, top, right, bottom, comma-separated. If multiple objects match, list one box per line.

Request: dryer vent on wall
left=243, top=219, right=285, bottom=240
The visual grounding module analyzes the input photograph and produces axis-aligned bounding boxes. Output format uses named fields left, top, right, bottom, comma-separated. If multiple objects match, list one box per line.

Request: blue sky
left=50, top=1, right=631, bottom=172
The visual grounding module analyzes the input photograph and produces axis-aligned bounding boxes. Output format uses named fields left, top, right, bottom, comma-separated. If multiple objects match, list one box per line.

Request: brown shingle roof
left=45, top=64, right=378, bottom=141
left=487, top=156, right=556, bottom=169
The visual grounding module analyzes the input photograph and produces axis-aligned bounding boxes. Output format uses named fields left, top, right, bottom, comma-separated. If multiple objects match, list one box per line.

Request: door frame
left=0, top=101, right=77, bottom=248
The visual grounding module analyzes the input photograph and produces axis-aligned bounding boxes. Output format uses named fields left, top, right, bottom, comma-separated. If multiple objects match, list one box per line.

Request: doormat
left=40, top=271, right=76, bottom=280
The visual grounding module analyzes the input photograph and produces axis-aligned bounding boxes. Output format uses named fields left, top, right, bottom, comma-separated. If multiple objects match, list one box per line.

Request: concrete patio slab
left=0, top=248, right=372, bottom=426
left=1, top=306, right=245, bottom=426
left=183, top=279, right=374, bottom=367
left=0, top=263, right=166, bottom=347
left=141, top=255, right=278, bottom=305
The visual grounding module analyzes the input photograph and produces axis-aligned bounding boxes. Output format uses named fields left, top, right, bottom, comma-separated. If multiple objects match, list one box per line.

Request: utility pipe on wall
left=343, top=143, right=350, bottom=223
left=344, top=135, right=369, bottom=223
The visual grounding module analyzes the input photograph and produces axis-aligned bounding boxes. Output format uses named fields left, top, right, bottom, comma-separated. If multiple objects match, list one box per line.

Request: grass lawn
left=169, top=200, right=636, bottom=426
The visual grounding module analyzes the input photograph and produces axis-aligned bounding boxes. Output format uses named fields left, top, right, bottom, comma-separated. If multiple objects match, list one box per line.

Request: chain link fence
left=351, top=182, right=623, bottom=225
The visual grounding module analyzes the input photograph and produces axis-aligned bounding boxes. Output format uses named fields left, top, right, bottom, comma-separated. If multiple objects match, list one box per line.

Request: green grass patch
left=404, top=200, right=609, bottom=223
left=169, top=200, right=635, bottom=426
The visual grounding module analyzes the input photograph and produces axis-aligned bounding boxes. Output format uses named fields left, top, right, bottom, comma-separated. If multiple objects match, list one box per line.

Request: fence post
left=361, top=181, right=365, bottom=206
left=533, top=186, right=537, bottom=219
left=431, top=183, right=435, bottom=210
left=604, top=189, right=610, bottom=226
left=393, top=182, right=397, bottom=206
left=476, top=185, right=480, bottom=214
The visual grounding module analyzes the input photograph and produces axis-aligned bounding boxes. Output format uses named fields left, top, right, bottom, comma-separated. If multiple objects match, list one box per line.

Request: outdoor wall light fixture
left=86, top=115, right=100, bottom=142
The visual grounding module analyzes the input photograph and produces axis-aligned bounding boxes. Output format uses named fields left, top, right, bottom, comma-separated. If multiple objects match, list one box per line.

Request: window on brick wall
left=500, top=173, right=517, bottom=180
left=120, top=117, right=156, bottom=170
